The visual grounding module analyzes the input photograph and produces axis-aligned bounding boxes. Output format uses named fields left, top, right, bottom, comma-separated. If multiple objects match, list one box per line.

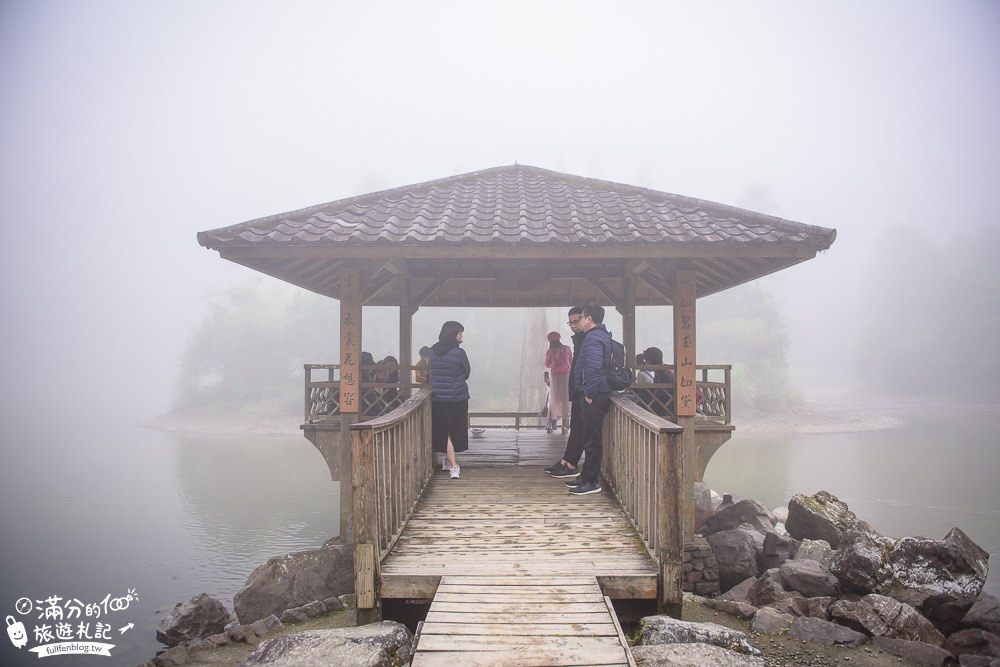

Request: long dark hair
left=432, top=321, right=464, bottom=356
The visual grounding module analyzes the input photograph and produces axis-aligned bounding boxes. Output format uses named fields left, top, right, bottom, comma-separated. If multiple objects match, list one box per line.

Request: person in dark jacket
left=565, top=303, right=612, bottom=496
left=428, top=321, right=471, bottom=479
left=545, top=306, right=586, bottom=479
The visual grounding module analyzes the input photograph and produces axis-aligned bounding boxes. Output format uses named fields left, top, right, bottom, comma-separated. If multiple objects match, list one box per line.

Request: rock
left=632, top=642, right=765, bottom=666
left=964, top=593, right=1000, bottom=635
left=156, top=645, right=190, bottom=665
left=234, top=540, right=354, bottom=624
left=958, top=656, right=1000, bottom=666
left=772, top=505, right=789, bottom=524
left=747, top=568, right=803, bottom=607
left=829, top=594, right=946, bottom=646
left=795, top=538, right=835, bottom=567
left=880, top=527, right=989, bottom=633
left=945, top=628, right=1000, bottom=659
left=785, top=491, right=859, bottom=548
left=830, top=523, right=893, bottom=594
left=239, top=621, right=413, bottom=667
left=871, top=636, right=953, bottom=666
left=322, top=596, right=344, bottom=612
left=779, top=559, right=841, bottom=598
left=703, top=499, right=776, bottom=536
left=156, top=593, right=232, bottom=647
left=693, top=481, right=721, bottom=531
left=701, top=597, right=758, bottom=620
left=639, top=615, right=761, bottom=656
left=787, top=615, right=866, bottom=647
left=797, top=596, right=836, bottom=620
left=761, top=531, right=799, bottom=569
left=337, top=593, right=357, bottom=609
left=764, top=597, right=803, bottom=617
left=226, top=624, right=257, bottom=644
left=707, top=530, right=760, bottom=593
left=719, top=576, right=756, bottom=603
left=750, top=607, right=793, bottom=634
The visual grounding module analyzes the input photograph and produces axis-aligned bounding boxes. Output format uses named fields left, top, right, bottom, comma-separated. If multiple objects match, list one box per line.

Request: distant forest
left=173, top=225, right=998, bottom=415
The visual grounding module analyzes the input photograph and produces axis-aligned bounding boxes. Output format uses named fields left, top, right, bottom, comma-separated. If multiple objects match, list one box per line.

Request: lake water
left=0, top=415, right=339, bottom=667
left=1, top=406, right=996, bottom=666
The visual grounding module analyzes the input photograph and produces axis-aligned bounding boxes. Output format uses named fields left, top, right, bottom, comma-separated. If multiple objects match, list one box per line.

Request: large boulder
left=707, top=530, right=760, bottom=593
left=779, top=559, right=840, bottom=598
left=788, top=616, right=866, bottom=647
left=747, top=568, right=803, bottom=608
left=761, top=531, right=799, bottom=570
left=963, top=593, right=1000, bottom=635
left=234, top=540, right=354, bottom=624
left=879, top=527, right=989, bottom=633
left=830, top=523, right=893, bottom=594
left=785, top=491, right=856, bottom=549
left=871, top=636, right=953, bottom=667
left=702, top=499, right=776, bottom=536
left=944, top=628, right=1000, bottom=661
left=156, top=593, right=232, bottom=647
left=693, top=481, right=721, bottom=532
left=829, top=594, right=946, bottom=647
left=632, top=642, right=764, bottom=666
left=240, top=621, right=413, bottom=667
left=638, top=615, right=760, bottom=656
left=795, top=539, right=835, bottom=567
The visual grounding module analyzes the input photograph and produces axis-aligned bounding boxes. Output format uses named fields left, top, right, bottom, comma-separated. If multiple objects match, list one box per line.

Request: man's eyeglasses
left=567, top=318, right=581, bottom=325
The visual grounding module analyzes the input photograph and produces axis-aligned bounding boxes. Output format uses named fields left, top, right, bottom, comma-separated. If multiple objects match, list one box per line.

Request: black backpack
left=606, top=337, right=633, bottom=391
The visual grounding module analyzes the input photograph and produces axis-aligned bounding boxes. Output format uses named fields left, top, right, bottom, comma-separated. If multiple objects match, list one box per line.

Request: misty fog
left=1, top=0, right=998, bottom=426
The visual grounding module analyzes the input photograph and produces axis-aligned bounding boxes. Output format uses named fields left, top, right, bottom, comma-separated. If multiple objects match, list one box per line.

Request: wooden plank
left=413, top=575, right=633, bottom=667
left=419, top=622, right=618, bottom=636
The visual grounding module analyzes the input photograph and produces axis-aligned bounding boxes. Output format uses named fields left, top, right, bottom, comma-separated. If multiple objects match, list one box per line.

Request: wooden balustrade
left=350, top=387, right=434, bottom=622
left=602, top=395, right=685, bottom=613
left=307, top=363, right=731, bottom=425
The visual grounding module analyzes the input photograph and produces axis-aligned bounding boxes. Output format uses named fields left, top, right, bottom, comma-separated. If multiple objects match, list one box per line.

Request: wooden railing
left=630, top=364, right=731, bottom=424
left=307, top=363, right=731, bottom=426
left=304, top=364, right=425, bottom=423
left=350, top=387, right=434, bottom=621
left=603, top=395, right=685, bottom=613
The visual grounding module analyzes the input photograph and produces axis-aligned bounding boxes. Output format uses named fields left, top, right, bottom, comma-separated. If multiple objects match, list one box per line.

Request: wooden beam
left=362, top=271, right=397, bottom=304
left=587, top=277, right=623, bottom=306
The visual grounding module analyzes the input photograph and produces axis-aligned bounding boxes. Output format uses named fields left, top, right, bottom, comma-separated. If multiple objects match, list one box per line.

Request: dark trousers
left=578, top=393, right=611, bottom=485
left=561, top=399, right=584, bottom=466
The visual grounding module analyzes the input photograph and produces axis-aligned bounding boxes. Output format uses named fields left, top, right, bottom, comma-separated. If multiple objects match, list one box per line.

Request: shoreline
left=138, top=394, right=983, bottom=437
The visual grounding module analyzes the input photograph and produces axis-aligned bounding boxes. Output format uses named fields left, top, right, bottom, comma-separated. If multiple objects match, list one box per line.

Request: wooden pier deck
left=380, top=430, right=658, bottom=600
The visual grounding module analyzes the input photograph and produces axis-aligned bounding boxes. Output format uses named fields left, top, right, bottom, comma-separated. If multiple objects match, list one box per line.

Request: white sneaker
left=449, top=465, right=460, bottom=479
left=441, top=457, right=449, bottom=471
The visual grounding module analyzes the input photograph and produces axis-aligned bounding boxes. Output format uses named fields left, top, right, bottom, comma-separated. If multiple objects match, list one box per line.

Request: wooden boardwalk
left=380, top=431, right=658, bottom=599
left=412, top=575, right=635, bottom=667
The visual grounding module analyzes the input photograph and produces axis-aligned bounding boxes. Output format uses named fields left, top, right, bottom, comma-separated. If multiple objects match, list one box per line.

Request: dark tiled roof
left=198, top=165, right=835, bottom=250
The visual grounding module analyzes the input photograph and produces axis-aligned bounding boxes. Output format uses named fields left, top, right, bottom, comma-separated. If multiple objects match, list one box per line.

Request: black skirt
left=431, top=400, right=469, bottom=453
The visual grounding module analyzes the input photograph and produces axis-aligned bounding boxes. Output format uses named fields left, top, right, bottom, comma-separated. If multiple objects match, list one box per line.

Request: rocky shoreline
left=138, top=488, right=999, bottom=666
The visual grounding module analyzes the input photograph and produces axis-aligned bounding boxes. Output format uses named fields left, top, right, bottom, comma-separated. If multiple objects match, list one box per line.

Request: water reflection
left=169, top=433, right=340, bottom=598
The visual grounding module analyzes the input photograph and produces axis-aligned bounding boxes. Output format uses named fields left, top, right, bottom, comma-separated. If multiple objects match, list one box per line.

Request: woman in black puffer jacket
left=428, top=321, right=471, bottom=479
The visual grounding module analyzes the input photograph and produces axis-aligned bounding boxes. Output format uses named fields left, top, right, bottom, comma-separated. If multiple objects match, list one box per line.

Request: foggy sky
left=1, top=0, right=998, bottom=423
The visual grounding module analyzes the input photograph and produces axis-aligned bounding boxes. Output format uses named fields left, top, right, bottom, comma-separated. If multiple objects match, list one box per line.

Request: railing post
left=351, top=428, right=381, bottom=624
left=656, top=428, right=684, bottom=616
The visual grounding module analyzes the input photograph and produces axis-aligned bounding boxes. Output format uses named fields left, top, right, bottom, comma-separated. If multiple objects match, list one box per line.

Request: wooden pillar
left=398, top=276, right=413, bottom=398
left=673, top=269, right=697, bottom=540
left=622, top=277, right=637, bottom=366
left=339, top=267, right=362, bottom=543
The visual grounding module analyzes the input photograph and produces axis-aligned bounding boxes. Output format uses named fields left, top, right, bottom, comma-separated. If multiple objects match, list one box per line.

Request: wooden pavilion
left=197, top=164, right=836, bottom=628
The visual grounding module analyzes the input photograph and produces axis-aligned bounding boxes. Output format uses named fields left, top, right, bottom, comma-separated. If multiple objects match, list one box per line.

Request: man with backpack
left=565, top=302, right=613, bottom=496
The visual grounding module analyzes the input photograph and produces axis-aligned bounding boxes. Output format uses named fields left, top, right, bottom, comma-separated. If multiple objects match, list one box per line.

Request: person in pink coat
left=544, top=331, right=573, bottom=434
